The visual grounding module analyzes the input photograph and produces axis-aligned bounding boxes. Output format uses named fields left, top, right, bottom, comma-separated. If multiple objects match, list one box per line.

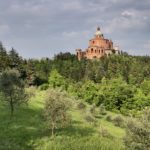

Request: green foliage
left=43, top=89, right=71, bottom=137
left=106, top=115, right=112, bottom=122
left=84, top=115, right=96, bottom=125
left=124, top=107, right=150, bottom=150
left=0, top=69, right=27, bottom=116
left=48, top=69, right=67, bottom=89
left=79, top=80, right=99, bottom=104
left=0, top=88, right=125, bottom=150
left=0, top=42, right=149, bottom=115
left=77, top=102, right=86, bottom=110
left=99, top=77, right=136, bottom=111
left=99, top=126, right=113, bottom=138
left=90, top=104, right=97, bottom=116
left=0, top=42, right=9, bottom=72
left=39, top=83, right=49, bottom=91
left=25, top=86, right=36, bottom=98
left=34, top=136, right=124, bottom=150
left=140, top=79, right=150, bottom=96
left=99, top=104, right=107, bottom=115
left=112, top=115, right=125, bottom=128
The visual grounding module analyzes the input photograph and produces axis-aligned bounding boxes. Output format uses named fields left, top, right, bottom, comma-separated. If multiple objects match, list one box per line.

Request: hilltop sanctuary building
left=76, top=27, right=120, bottom=60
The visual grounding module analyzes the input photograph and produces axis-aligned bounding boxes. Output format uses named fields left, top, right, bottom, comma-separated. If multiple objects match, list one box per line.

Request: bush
left=99, top=104, right=107, bottom=115
left=99, top=126, right=113, bottom=138
left=77, top=102, right=86, bottom=110
left=84, top=115, right=97, bottom=126
left=90, top=104, right=97, bottom=116
left=26, top=86, right=36, bottom=98
left=113, top=115, right=124, bottom=128
left=39, top=83, right=49, bottom=90
left=106, top=115, right=112, bottom=122
left=124, top=107, right=150, bottom=150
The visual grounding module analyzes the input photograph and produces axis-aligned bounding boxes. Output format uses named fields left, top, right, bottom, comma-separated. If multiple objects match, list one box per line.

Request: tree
left=79, top=80, right=99, bottom=104
left=0, top=69, right=27, bottom=116
left=48, top=69, right=67, bottom=89
left=8, top=48, right=23, bottom=69
left=0, top=42, right=9, bottom=72
left=140, top=79, right=150, bottom=96
left=43, top=89, right=71, bottom=137
left=98, top=77, right=136, bottom=112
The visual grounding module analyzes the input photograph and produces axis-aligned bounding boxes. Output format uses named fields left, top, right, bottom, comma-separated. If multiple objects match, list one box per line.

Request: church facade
left=76, top=27, right=119, bottom=60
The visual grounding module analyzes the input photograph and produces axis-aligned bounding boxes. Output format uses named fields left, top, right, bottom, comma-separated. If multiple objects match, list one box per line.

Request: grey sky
left=0, top=0, right=150, bottom=58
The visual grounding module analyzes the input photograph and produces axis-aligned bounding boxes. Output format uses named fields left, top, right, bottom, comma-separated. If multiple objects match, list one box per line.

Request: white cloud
left=121, top=10, right=134, bottom=18
left=103, top=9, right=147, bottom=34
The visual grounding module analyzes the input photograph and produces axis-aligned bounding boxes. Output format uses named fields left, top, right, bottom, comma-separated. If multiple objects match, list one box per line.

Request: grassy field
left=0, top=88, right=126, bottom=150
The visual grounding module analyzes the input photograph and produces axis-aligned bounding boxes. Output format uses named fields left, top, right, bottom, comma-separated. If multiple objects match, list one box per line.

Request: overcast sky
left=0, top=0, right=150, bottom=58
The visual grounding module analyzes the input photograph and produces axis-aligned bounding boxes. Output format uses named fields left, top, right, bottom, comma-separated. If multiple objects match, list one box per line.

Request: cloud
left=62, top=31, right=79, bottom=38
left=121, top=10, right=134, bottom=18
left=144, top=41, right=150, bottom=50
left=62, top=1, right=82, bottom=11
left=103, top=8, right=148, bottom=35
left=0, top=24, right=10, bottom=36
left=0, top=0, right=150, bottom=57
left=9, top=2, right=50, bottom=17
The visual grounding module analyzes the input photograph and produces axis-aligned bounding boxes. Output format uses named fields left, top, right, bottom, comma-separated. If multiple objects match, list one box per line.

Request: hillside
left=0, top=88, right=126, bottom=150
left=0, top=45, right=150, bottom=150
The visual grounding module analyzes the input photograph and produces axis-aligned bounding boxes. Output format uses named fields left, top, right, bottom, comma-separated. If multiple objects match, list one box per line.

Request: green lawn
left=0, top=88, right=126, bottom=150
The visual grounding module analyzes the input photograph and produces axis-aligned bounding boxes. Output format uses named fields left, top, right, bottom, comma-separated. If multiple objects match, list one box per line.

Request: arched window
left=91, top=48, right=93, bottom=53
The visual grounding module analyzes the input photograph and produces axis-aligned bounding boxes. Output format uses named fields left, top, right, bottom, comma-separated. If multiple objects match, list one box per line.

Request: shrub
left=84, top=115, right=97, bottom=126
left=39, top=83, right=49, bottom=91
left=113, top=115, right=124, bottom=128
left=77, top=102, right=86, bottom=110
left=124, top=107, right=150, bottom=150
left=99, top=104, right=107, bottom=115
left=106, top=115, right=112, bottom=122
left=90, top=104, right=97, bottom=116
left=26, top=86, right=36, bottom=98
left=99, top=126, right=113, bottom=138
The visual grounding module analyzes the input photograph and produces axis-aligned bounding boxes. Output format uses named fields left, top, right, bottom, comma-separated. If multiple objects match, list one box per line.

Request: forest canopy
left=0, top=42, right=150, bottom=115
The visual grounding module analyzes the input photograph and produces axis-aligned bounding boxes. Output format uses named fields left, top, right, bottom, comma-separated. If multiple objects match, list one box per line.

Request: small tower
left=76, top=49, right=82, bottom=60
left=95, top=27, right=103, bottom=38
left=114, top=45, right=120, bottom=54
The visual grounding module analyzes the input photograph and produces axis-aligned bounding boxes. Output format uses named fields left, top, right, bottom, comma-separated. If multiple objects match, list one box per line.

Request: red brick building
left=76, top=27, right=119, bottom=60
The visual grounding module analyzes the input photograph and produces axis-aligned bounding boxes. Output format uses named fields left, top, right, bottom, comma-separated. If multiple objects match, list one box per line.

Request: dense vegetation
left=0, top=42, right=150, bottom=114
left=0, top=41, right=150, bottom=149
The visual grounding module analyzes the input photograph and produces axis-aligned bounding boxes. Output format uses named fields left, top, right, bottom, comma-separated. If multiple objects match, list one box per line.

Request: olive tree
left=43, top=89, right=71, bottom=137
left=0, top=69, right=27, bottom=116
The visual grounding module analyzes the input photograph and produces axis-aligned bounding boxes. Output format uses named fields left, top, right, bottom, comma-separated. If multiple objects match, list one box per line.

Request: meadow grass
left=0, top=89, right=125, bottom=150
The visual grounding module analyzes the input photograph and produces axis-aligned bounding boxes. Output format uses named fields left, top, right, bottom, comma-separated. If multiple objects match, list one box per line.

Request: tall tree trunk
left=10, top=97, right=14, bottom=117
left=51, top=122, right=55, bottom=138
